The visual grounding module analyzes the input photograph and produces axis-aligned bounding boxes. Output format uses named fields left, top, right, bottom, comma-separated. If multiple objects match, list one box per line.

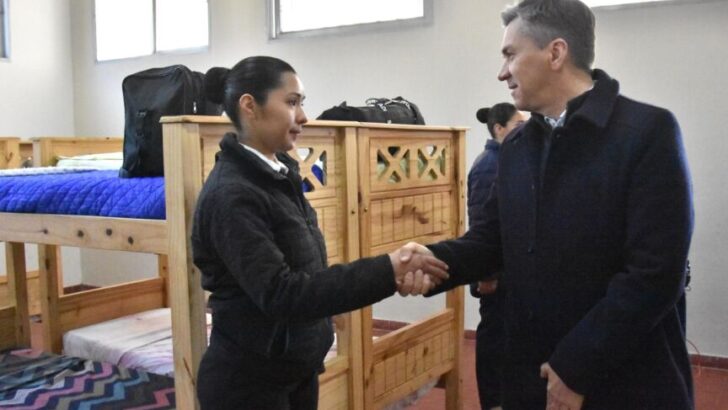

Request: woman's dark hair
left=204, top=56, right=296, bottom=132
left=475, top=102, right=518, bottom=138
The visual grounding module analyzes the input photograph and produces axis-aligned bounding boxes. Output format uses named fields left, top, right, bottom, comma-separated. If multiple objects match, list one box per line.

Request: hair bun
left=476, top=107, right=490, bottom=124
left=204, top=67, right=230, bottom=105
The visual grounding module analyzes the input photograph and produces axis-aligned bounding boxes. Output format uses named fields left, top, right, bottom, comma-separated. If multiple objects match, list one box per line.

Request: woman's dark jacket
left=192, top=133, right=396, bottom=376
left=429, top=70, right=694, bottom=409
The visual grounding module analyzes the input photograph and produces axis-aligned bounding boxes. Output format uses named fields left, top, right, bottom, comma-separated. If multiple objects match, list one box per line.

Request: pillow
left=55, top=151, right=123, bottom=170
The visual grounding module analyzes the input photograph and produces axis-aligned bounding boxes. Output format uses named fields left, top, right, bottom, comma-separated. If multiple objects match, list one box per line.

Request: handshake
left=387, top=242, right=449, bottom=296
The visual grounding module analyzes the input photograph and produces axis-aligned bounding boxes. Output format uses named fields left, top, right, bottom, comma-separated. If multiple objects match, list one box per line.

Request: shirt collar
left=544, top=110, right=567, bottom=129
left=240, top=143, right=289, bottom=175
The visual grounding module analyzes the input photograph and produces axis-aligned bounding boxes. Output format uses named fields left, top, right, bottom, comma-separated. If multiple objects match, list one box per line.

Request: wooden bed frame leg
left=164, top=123, right=208, bottom=410
left=444, top=287, right=465, bottom=410
left=157, top=254, right=170, bottom=308
left=38, top=244, right=62, bottom=353
left=5, top=242, right=30, bottom=347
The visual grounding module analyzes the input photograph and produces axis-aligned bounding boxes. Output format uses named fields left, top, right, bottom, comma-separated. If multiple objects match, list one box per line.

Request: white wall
left=0, top=0, right=81, bottom=287
left=67, top=0, right=728, bottom=357
left=0, top=0, right=75, bottom=137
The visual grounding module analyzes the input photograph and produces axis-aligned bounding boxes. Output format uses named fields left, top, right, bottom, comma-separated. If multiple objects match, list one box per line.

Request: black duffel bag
left=317, top=97, right=425, bottom=125
left=120, top=65, right=222, bottom=177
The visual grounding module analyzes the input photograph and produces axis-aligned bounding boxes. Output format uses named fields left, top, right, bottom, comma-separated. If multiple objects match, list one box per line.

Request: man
left=403, top=0, right=694, bottom=408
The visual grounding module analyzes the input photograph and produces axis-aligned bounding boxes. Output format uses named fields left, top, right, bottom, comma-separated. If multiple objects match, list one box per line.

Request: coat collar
left=511, top=68, right=620, bottom=143
left=485, top=139, right=501, bottom=152
left=218, top=132, right=300, bottom=181
left=566, top=69, right=619, bottom=130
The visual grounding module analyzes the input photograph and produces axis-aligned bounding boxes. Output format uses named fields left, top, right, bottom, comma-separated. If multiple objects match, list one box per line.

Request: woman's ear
left=238, top=94, right=257, bottom=120
left=493, top=123, right=505, bottom=137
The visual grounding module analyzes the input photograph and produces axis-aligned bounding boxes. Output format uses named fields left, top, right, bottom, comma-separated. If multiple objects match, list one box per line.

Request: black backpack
left=317, top=97, right=425, bottom=125
left=120, top=65, right=221, bottom=177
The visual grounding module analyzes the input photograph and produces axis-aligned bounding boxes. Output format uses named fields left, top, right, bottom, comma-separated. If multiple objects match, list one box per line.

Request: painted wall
left=66, top=0, right=728, bottom=357
left=0, top=0, right=81, bottom=286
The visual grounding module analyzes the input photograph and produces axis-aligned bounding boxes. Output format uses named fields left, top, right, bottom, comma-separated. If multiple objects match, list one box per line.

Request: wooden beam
left=0, top=213, right=167, bottom=254
left=163, top=121, right=208, bottom=410
left=38, top=244, right=62, bottom=353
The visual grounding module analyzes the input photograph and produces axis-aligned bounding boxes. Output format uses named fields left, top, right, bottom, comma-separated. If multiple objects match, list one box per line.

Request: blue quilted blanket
left=0, top=170, right=165, bottom=219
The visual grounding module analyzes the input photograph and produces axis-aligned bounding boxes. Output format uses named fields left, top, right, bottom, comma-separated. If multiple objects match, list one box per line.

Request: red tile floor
left=30, top=321, right=728, bottom=409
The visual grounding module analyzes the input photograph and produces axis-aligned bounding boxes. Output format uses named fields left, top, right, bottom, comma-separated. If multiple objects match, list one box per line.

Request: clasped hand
left=388, top=242, right=448, bottom=296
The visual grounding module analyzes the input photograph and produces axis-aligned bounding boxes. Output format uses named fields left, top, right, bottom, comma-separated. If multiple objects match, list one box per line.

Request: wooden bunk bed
left=161, top=116, right=468, bottom=409
left=0, top=119, right=468, bottom=409
left=0, top=137, right=124, bottom=317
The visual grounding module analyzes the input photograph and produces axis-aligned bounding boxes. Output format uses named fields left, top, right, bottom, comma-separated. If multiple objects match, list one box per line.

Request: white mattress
left=62, top=309, right=434, bottom=406
left=63, top=308, right=210, bottom=377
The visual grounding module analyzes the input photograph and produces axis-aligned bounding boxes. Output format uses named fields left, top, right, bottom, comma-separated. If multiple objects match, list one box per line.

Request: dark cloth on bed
left=192, top=133, right=397, bottom=400
left=427, top=70, right=694, bottom=409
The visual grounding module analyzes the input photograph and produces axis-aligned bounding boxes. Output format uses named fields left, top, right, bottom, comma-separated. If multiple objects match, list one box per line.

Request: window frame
left=268, top=0, right=433, bottom=40
left=1, top=0, right=9, bottom=60
left=584, top=0, right=714, bottom=9
left=93, top=0, right=210, bottom=63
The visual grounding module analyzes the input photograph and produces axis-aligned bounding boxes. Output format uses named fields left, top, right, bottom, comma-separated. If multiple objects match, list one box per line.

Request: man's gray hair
left=502, top=0, right=595, bottom=72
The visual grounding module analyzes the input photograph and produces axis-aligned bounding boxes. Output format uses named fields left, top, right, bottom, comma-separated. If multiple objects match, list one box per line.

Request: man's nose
left=497, top=62, right=509, bottom=82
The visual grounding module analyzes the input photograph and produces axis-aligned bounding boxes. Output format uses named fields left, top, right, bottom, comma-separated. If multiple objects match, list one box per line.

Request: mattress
left=0, top=170, right=166, bottom=219
left=63, top=308, right=207, bottom=377
left=62, top=309, right=435, bottom=407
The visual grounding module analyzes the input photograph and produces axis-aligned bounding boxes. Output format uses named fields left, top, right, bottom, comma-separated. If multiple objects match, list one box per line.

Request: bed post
left=444, top=128, right=467, bottom=410
left=5, top=242, right=31, bottom=347
left=0, top=137, right=21, bottom=169
left=163, top=121, right=208, bottom=410
left=38, top=245, right=63, bottom=352
left=343, top=126, right=365, bottom=410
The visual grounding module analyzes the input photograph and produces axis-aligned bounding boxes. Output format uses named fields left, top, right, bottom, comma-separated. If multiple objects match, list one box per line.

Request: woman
left=192, top=56, right=448, bottom=410
left=468, top=102, right=527, bottom=410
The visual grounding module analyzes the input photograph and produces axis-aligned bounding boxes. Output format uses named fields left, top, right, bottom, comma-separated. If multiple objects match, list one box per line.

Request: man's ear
left=238, top=94, right=257, bottom=120
left=548, top=38, right=569, bottom=70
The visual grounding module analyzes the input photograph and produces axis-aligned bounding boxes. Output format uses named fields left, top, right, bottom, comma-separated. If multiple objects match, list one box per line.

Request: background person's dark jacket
left=428, top=70, right=694, bottom=409
left=468, top=139, right=500, bottom=229
left=192, top=133, right=396, bottom=377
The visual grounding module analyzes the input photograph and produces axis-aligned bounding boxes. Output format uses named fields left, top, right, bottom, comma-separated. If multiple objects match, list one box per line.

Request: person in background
left=400, top=0, right=694, bottom=408
left=467, top=103, right=526, bottom=410
left=192, top=56, right=449, bottom=410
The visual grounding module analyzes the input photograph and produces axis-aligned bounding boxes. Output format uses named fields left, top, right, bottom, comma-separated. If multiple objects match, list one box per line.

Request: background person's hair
left=501, top=0, right=595, bottom=73
left=476, top=102, right=518, bottom=138
left=205, top=56, right=296, bottom=133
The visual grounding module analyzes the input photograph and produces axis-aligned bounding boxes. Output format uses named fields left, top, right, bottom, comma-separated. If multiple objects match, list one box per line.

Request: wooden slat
left=31, top=137, right=122, bottom=167
left=0, top=307, right=18, bottom=351
left=0, top=213, right=167, bottom=254
left=318, top=366, right=350, bottom=410
left=58, top=278, right=165, bottom=334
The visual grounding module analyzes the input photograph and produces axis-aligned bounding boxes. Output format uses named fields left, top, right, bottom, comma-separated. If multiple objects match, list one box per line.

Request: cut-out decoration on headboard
left=376, top=144, right=448, bottom=184
left=293, top=146, right=327, bottom=192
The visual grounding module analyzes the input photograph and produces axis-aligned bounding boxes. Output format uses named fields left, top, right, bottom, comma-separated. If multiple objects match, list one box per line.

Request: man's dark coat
left=430, top=70, right=694, bottom=409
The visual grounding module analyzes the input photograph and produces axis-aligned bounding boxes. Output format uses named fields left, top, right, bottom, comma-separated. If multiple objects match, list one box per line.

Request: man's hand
left=389, top=242, right=448, bottom=296
left=540, top=363, right=584, bottom=410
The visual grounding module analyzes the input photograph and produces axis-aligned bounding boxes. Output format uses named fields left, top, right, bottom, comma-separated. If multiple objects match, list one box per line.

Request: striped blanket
left=0, top=349, right=175, bottom=409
